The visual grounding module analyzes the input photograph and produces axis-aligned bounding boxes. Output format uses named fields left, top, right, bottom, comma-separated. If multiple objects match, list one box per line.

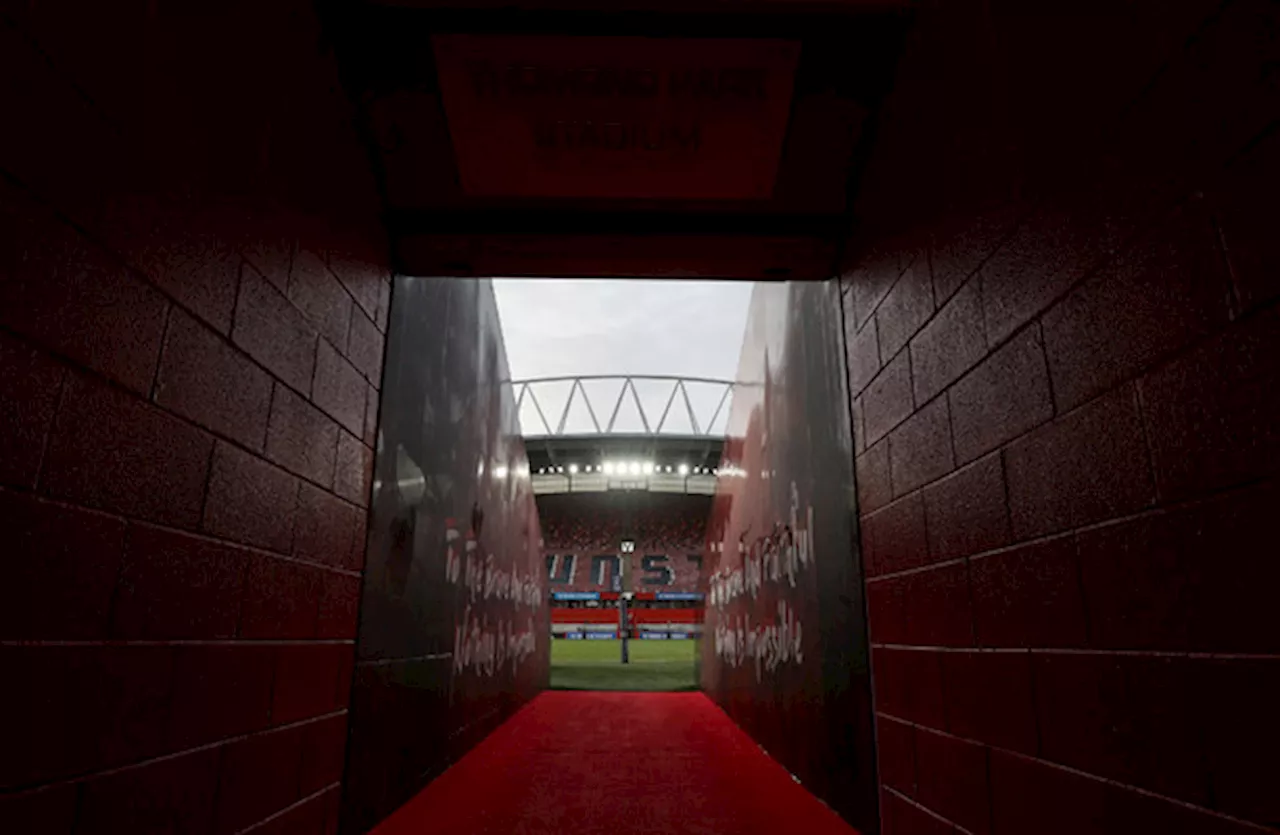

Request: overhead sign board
left=432, top=34, right=801, bottom=201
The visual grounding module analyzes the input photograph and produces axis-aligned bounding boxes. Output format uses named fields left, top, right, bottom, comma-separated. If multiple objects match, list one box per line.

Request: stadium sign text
left=432, top=34, right=800, bottom=200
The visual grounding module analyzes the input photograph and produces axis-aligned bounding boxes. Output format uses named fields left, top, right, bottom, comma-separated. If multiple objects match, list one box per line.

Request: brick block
left=347, top=512, right=368, bottom=572
left=125, top=216, right=241, bottom=336
left=929, top=208, right=1020, bottom=304
left=363, top=382, right=378, bottom=447
left=881, top=791, right=955, bottom=835
left=847, top=315, right=881, bottom=396
left=867, top=576, right=907, bottom=645
left=970, top=538, right=1086, bottom=648
left=873, top=648, right=946, bottom=729
left=253, top=793, right=328, bottom=835
left=988, top=750, right=1107, bottom=835
left=1140, top=309, right=1280, bottom=502
left=1116, top=0, right=1280, bottom=196
left=877, top=717, right=918, bottom=796
left=979, top=206, right=1106, bottom=345
left=1199, top=658, right=1280, bottom=825
left=862, top=493, right=929, bottom=577
left=42, top=373, right=214, bottom=528
left=910, top=277, right=987, bottom=405
left=848, top=256, right=901, bottom=331
left=242, top=231, right=295, bottom=295
left=335, top=645, right=355, bottom=714
left=1043, top=202, right=1230, bottom=413
left=314, top=339, right=367, bottom=436
left=240, top=556, right=320, bottom=639
left=113, top=524, right=248, bottom=640
left=0, top=186, right=168, bottom=394
left=889, top=396, right=955, bottom=497
left=0, top=490, right=125, bottom=640
left=3, top=648, right=77, bottom=786
left=1214, top=130, right=1280, bottom=313
left=346, top=307, right=383, bottom=385
left=272, top=646, right=344, bottom=725
left=915, top=729, right=991, bottom=835
left=877, top=259, right=936, bottom=360
left=948, top=327, right=1053, bottom=464
left=1076, top=511, right=1192, bottom=651
left=327, top=247, right=382, bottom=319
left=299, top=715, right=349, bottom=796
left=156, top=309, right=272, bottom=450
left=902, top=562, right=973, bottom=647
left=376, top=279, right=391, bottom=334
left=851, top=394, right=866, bottom=454
left=0, top=333, right=63, bottom=488
left=317, top=573, right=361, bottom=639
left=267, top=386, right=339, bottom=488
left=1121, top=656, right=1211, bottom=806
left=1184, top=481, right=1280, bottom=654
left=1005, top=384, right=1154, bottom=540
left=864, top=349, right=914, bottom=445
left=75, top=747, right=220, bottom=835
left=295, top=483, right=358, bottom=568
left=856, top=438, right=892, bottom=517
left=213, top=726, right=305, bottom=835
left=922, top=453, right=1009, bottom=562
left=232, top=268, right=318, bottom=394
left=1032, top=652, right=1130, bottom=788
left=0, top=784, right=77, bottom=835
left=81, top=647, right=175, bottom=774
left=167, top=644, right=275, bottom=750
left=289, top=250, right=352, bottom=349
left=203, top=443, right=298, bottom=553
left=941, top=651, right=1037, bottom=754
left=334, top=431, right=372, bottom=505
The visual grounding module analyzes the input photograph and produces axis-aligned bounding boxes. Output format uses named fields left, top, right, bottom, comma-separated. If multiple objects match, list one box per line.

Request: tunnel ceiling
left=326, top=0, right=911, bottom=279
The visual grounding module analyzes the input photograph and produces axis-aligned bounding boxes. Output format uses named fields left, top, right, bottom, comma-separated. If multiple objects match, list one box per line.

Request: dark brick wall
left=843, top=1, right=1278, bottom=832
left=0, top=1, right=387, bottom=832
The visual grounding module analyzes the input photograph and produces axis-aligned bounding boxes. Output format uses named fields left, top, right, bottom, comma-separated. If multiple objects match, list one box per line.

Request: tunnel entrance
left=349, top=273, right=877, bottom=832
left=3, top=1, right=1277, bottom=834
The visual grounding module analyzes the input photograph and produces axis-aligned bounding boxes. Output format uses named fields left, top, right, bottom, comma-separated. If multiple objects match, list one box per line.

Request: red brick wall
left=843, top=1, right=1278, bottom=832
left=1, top=2, right=387, bottom=832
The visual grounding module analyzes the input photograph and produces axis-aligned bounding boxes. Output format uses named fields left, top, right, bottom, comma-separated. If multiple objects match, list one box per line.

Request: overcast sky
left=494, top=278, right=755, bottom=435
left=493, top=278, right=754, bottom=381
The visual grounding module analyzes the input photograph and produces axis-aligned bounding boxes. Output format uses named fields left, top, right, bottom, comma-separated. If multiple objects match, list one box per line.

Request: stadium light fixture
left=678, top=463, right=690, bottom=475
left=603, top=462, right=615, bottom=475
left=568, top=463, right=579, bottom=474
left=642, top=462, right=655, bottom=475
left=628, top=461, right=641, bottom=475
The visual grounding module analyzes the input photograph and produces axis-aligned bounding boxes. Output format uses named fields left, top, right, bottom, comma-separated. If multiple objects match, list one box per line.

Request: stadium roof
left=515, top=375, right=730, bottom=495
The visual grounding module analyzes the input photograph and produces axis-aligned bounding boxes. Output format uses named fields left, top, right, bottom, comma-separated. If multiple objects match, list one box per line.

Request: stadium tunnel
left=1, top=0, right=1277, bottom=833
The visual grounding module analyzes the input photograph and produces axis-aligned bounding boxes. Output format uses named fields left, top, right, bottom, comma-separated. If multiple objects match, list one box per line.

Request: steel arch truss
left=513, top=375, right=733, bottom=438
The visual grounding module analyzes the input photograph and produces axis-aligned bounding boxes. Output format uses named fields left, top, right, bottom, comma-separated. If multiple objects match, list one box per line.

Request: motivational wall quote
left=709, top=482, right=814, bottom=682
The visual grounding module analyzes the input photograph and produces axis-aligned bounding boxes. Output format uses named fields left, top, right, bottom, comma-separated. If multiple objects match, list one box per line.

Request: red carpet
left=371, top=692, right=861, bottom=835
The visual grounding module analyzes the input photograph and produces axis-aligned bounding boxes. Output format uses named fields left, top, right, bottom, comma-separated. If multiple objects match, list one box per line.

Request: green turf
left=549, top=638, right=698, bottom=691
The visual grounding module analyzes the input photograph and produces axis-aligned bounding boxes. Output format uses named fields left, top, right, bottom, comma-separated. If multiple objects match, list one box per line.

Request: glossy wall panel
left=701, top=280, right=877, bottom=831
left=342, top=277, right=549, bottom=834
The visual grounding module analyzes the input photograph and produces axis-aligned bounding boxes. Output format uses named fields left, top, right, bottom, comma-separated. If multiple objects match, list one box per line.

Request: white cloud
left=493, top=278, right=754, bottom=382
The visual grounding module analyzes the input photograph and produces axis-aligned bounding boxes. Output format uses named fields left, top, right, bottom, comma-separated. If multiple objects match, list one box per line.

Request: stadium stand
left=538, top=492, right=708, bottom=593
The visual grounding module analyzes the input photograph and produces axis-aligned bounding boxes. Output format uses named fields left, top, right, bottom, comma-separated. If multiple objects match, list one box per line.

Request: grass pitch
left=550, top=638, right=698, bottom=692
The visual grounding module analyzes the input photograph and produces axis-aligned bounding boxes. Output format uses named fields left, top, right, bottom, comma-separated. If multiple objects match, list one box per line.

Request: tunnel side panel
left=701, top=280, right=877, bottom=831
left=341, top=277, right=549, bottom=833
